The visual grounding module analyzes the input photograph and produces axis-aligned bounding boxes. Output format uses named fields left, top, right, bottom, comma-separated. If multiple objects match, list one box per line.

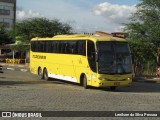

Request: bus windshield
left=97, top=42, right=132, bottom=74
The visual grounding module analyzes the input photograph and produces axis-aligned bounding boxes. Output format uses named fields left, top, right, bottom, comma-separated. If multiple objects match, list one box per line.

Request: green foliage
left=124, top=0, right=160, bottom=75
left=14, top=17, right=72, bottom=43
left=129, top=40, right=155, bottom=63
left=11, top=42, right=29, bottom=52
left=126, top=0, right=160, bottom=45
left=7, top=17, right=72, bottom=52
left=0, top=24, right=14, bottom=45
left=128, top=39, right=156, bottom=75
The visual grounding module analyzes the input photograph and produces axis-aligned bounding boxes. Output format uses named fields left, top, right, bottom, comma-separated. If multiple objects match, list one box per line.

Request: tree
left=14, top=17, right=72, bottom=43
left=124, top=0, right=160, bottom=75
left=126, top=0, right=160, bottom=43
left=7, top=17, right=72, bottom=62
left=128, top=40, right=156, bottom=75
left=0, top=24, right=13, bottom=45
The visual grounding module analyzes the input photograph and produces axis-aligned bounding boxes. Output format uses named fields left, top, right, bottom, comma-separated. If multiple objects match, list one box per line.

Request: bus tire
left=38, top=67, right=43, bottom=79
left=43, top=68, right=49, bottom=80
left=110, top=86, right=116, bottom=91
left=83, top=75, right=88, bottom=89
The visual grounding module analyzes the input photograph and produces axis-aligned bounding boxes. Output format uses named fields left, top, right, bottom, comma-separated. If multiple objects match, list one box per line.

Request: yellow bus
left=30, top=34, right=133, bottom=90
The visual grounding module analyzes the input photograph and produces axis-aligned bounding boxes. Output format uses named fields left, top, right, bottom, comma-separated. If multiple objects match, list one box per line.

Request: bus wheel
left=38, top=67, right=43, bottom=79
left=43, top=68, right=49, bottom=80
left=83, top=75, right=88, bottom=89
left=110, top=86, right=116, bottom=91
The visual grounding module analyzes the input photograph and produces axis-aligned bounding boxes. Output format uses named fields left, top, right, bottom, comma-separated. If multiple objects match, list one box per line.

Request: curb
left=7, top=68, right=15, bottom=71
left=134, top=80, right=160, bottom=84
left=133, top=78, right=160, bottom=84
left=0, top=64, right=29, bottom=72
left=5, top=67, right=29, bottom=72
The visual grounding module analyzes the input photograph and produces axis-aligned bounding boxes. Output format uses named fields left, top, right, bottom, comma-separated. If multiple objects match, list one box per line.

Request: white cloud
left=16, top=1, right=137, bottom=33
left=93, top=2, right=136, bottom=27
left=16, top=10, right=44, bottom=20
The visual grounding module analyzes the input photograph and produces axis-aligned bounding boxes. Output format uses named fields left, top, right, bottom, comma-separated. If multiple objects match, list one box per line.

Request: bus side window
left=87, top=41, right=95, bottom=59
left=51, top=41, right=54, bottom=53
left=87, top=40, right=96, bottom=72
left=31, top=41, right=35, bottom=52
left=54, top=41, right=58, bottom=53
left=36, top=41, right=41, bottom=52
left=58, top=42, right=62, bottom=53
left=61, top=42, right=65, bottom=54
left=65, top=42, right=70, bottom=54
left=77, top=41, right=86, bottom=56
left=56, top=41, right=59, bottom=53
left=40, top=41, right=45, bottom=52
left=44, top=41, right=46, bottom=52
left=69, top=41, right=76, bottom=54
left=82, top=41, right=86, bottom=56
left=46, top=41, right=50, bottom=53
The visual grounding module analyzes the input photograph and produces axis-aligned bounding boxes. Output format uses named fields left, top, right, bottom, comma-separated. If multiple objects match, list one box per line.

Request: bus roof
left=31, top=34, right=126, bottom=42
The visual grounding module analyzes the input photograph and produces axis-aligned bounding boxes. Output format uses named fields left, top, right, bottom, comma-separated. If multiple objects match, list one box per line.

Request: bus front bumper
left=91, top=78, right=132, bottom=87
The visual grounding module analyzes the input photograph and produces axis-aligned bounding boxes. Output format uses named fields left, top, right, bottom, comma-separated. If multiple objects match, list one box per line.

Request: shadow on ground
left=48, top=78, right=160, bottom=93
left=0, top=77, right=160, bottom=93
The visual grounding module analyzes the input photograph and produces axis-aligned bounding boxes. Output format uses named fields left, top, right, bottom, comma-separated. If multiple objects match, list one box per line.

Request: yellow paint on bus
left=30, top=34, right=132, bottom=90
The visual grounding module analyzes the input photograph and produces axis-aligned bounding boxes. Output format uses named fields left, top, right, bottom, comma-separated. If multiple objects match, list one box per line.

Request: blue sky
left=17, top=0, right=140, bottom=33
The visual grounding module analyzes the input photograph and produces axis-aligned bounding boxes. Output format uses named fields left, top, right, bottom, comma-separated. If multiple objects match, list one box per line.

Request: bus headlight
left=127, top=77, right=132, bottom=80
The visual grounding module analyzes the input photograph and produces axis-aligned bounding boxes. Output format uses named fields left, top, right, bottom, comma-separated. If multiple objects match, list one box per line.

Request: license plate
left=114, top=82, right=120, bottom=86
